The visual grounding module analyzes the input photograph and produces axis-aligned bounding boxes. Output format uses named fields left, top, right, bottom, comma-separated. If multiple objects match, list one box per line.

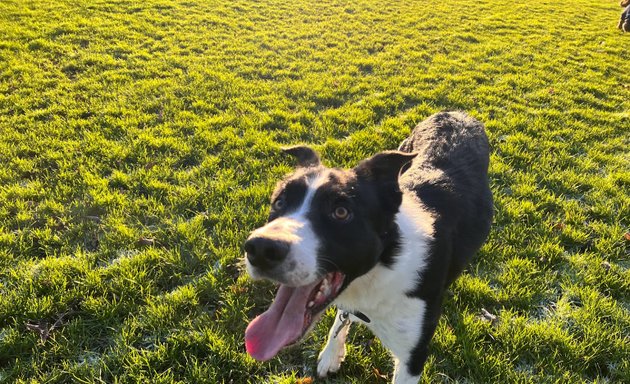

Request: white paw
left=316, top=343, right=346, bottom=378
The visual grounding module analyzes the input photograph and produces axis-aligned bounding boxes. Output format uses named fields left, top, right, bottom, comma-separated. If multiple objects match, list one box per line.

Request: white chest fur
left=334, top=193, right=434, bottom=358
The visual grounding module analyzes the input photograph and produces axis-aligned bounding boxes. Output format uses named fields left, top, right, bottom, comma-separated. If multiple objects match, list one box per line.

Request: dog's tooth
left=315, top=291, right=323, bottom=301
left=307, top=301, right=314, bottom=308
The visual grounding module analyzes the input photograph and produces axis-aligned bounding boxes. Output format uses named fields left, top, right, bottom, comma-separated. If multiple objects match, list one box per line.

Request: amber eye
left=273, top=197, right=286, bottom=211
left=332, top=206, right=351, bottom=221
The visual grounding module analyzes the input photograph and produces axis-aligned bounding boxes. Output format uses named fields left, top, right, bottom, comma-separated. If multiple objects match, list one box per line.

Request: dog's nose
left=244, top=237, right=289, bottom=269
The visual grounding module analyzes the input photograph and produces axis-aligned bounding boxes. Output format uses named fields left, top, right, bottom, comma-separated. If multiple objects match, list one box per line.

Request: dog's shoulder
left=335, top=193, right=433, bottom=311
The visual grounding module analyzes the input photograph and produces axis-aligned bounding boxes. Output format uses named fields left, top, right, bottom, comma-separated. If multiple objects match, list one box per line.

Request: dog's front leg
left=317, top=309, right=352, bottom=377
left=390, top=298, right=443, bottom=384
left=392, top=357, right=421, bottom=384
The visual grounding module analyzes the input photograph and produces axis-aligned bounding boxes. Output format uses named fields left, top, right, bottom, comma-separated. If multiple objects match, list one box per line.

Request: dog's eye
left=272, top=197, right=286, bottom=211
left=332, top=206, right=351, bottom=221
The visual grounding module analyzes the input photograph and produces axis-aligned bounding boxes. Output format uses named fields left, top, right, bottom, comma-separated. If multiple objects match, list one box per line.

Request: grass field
left=0, top=0, right=629, bottom=382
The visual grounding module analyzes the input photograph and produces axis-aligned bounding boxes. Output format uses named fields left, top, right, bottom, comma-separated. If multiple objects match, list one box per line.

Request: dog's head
left=244, top=146, right=416, bottom=361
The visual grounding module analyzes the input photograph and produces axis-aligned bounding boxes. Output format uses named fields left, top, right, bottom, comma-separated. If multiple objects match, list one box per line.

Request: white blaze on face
left=246, top=170, right=329, bottom=286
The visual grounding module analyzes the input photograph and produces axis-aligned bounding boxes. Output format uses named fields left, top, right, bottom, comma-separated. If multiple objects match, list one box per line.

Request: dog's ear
left=354, top=151, right=417, bottom=183
left=355, top=151, right=417, bottom=221
left=282, top=145, right=321, bottom=168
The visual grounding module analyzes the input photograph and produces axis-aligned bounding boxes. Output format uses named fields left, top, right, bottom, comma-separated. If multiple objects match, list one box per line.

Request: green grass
left=0, top=0, right=628, bottom=382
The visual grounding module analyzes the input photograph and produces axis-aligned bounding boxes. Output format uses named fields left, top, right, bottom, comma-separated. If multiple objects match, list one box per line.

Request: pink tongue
left=245, top=281, right=320, bottom=361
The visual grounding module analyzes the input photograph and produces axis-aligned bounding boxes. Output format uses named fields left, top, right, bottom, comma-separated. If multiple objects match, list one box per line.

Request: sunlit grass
left=0, top=0, right=628, bottom=383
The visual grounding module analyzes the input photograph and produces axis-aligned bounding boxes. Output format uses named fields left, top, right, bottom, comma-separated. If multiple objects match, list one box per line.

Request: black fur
left=620, top=4, right=630, bottom=32
left=399, top=111, right=493, bottom=375
left=282, top=145, right=321, bottom=168
left=268, top=170, right=311, bottom=221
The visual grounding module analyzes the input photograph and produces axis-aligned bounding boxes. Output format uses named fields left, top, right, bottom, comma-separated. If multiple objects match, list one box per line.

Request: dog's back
left=399, top=111, right=493, bottom=286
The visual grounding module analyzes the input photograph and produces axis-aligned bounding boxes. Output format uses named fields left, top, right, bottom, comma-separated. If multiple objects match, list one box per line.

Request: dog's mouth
left=245, top=271, right=345, bottom=361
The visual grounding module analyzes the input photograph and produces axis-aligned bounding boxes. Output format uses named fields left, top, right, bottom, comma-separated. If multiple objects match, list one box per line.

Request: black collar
left=352, top=310, right=371, bottom=323
left=339, top=309, right=371, bottom=323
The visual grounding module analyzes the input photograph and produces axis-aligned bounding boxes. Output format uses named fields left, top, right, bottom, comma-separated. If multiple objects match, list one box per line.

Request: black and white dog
left=244, top=111, right=493, bottom=383
left=619, top=0, right=630, bottom=32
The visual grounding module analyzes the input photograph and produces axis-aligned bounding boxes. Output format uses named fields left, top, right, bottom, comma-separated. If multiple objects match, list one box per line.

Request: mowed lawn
left=0, top=0, right=629, bottom=382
